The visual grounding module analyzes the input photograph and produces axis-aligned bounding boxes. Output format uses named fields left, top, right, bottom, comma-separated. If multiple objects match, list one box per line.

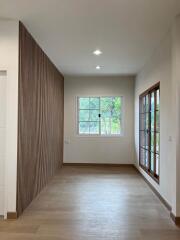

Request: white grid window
left=77, top=96, right=123, bottom=136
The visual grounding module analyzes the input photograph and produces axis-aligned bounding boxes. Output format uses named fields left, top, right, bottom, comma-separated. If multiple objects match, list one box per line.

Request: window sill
left=76, top=134, right=124, bottom=138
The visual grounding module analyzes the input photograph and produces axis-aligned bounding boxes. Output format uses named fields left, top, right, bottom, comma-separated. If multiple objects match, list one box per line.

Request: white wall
left=64, top=76, right=135, bottom=164
left=0, top=71, right=6, bottom=215
left=134, top=32, right=173, bottom=206
left=171, top=15, right=180, bottom=216
left=0, top=20, right=19, bottom=217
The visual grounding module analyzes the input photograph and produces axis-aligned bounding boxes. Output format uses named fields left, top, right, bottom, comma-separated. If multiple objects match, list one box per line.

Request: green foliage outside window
left=78, top=96, right=122, bottom=135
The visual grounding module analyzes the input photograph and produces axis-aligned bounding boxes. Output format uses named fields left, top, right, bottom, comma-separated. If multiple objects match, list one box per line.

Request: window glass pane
left=145, top=151, right=149, bottom=168
left=79, top=98, right=89, bottom=109
left=140, top=131, right=146, bottom=148
left=89, top=122, right=99, bottom=134
left=101, top=119, right=111, bottom=135
left=145, top=131, right=149, bottom=150
left=89, top=110, right=99, bottom=121
left=156, top=132, right=160, bottom=154
left=156, top=154, right=159, bottom=176
left=112, top=97, right=121, bottom=117
left=89, top=98, right=100, bottom=109
left=146, top=113, right=149, bottom=130
left=156, top=110, right=160, bottom=132
left=139, top=113, right=148, bottom=131
left=151, top=92, right=155, bottom=131
left=156, top=89, right=160, bottom=111
left=79, top=110, right=89, bottom=121
left=140, top=148, right=145, bottom=166
left=79, top=122, right=89, bottom=134
left=100, top=97, right=121, bottom=135
left=111, top=119, right=121, bottom=135
left=111, top=97, right=121, bottom=134
left=150, top=153, right=154, bottom=172
left=101, top=97, right=112, bottom=117
left=145, top=95, right=149, bottom=112
left=140, top=114, right=147, bottom=131
left=140, top=130, right=149, bottom=150
left=151, top=131, right=154, bottom=152
left=151, top=111, right=155, bottom=131
left=151, top=92, right=155, bottom=112
left=141, top=96, right=146, bottom=113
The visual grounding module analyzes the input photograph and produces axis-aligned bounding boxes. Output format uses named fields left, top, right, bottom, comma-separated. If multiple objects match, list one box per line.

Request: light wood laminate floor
left=0, top=166, right=179, bottom=240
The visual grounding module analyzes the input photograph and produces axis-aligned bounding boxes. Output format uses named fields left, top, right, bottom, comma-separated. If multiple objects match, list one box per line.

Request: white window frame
left=76, top=96, right=124, bottom=137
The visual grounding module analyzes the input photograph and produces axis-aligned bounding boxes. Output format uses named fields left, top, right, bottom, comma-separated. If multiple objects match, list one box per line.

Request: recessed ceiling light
left=93, top=50, right=102, bottom=56
left=96, top=65, right=101, bottom=70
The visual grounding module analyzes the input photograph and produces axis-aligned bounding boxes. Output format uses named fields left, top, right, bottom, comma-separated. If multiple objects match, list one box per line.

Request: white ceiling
left=0, top=0, right=180, bottom=76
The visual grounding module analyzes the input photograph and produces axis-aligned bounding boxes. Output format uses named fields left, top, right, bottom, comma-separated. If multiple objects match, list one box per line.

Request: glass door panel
left=139, top=83, right=160, bottom=182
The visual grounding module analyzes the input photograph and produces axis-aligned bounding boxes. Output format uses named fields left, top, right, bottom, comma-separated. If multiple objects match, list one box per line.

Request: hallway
left=0, top=166, right=179, bottom=240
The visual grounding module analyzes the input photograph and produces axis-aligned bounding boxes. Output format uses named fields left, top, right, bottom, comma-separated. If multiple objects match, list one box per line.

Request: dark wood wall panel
left=17, top=22, right=64, bottom=216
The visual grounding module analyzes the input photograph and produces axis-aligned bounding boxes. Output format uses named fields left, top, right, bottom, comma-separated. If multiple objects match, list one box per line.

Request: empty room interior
left=0, top=0, right=180, bottom=239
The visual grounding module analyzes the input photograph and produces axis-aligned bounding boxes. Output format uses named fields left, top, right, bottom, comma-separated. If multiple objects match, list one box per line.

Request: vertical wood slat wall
left=17, top=22, right=64, bottom=216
